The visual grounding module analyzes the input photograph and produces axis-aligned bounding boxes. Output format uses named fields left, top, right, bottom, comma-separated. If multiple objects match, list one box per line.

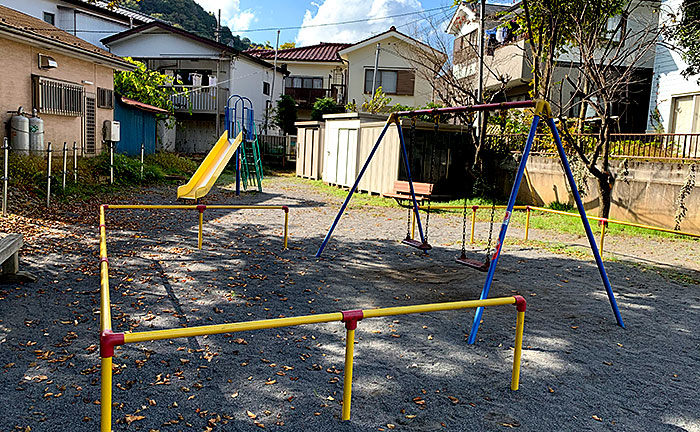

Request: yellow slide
left=177, top=130, right=243, bottom=200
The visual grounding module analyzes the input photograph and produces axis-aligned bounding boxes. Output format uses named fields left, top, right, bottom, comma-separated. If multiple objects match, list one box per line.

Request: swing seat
left=402, top=239, right=432, bottom=251
left=455, top=255, right=490, bottom=272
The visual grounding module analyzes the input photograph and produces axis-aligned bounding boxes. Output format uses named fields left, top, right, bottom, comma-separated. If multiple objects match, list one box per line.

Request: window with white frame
left=670, top=93, right=700, bottom=134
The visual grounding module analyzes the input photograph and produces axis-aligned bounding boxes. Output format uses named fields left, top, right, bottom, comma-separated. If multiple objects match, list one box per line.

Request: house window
left=602, top=14, right=626, bottom=43
left=285, top=76, right=323, bottom=89
left=97, top=88, right=114, bottom=109
left=263, top=81, right=270, bottom=96
left=33, top=76, right=84, bottom=116
left=43, top=12, right=55, bottom=25
left=669, top=93, right=700, bottom=133
left=364, top=69, right=414, bottom=95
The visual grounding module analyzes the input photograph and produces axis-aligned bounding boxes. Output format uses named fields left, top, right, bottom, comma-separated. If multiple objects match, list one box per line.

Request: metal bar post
left=599, top=219, right=607, bottom=255
left=411, top=210, right=416, bottom=240
left=197, top=207, right=204, bottom=249
left=470, top=206, right=477, bottom=244
left=62, top=142, right=67, bottom=190
left=511, top=308, right=525, bottom=391
left=467, top=116, right=541, bottom=344
left=2, top=138, right=8, bottom=216
left=525, top=206, right=531, bottom=240
left=109, top=141, right=114, bottom=185
left=46, top=142, right=52, bottom=207
left=316, top=120, right=394, bottom=257
left=283, top=206, right=289, bottom=249
left=73, top=142, right=77, bottom=183
left=100, top=356, right=113, bottom=432
left=546, top=117, right=624, bottom=328
left=342, top=327, right=356, bottom=421
left=140, top=142, right=144, bottom=180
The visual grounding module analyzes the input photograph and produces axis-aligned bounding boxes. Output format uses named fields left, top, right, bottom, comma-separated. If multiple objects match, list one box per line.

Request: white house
left=0, top=0, right=154, bottom=49
left=339, top=26, right=446, bottom=109
left=247, top=42, right=350, bottom=120
left=102, top=22, right=287, bottom=153
left=646, top=0, right=700, bottom=135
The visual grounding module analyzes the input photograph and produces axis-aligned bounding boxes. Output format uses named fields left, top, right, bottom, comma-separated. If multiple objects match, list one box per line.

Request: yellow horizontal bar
left=417, top=205, right=529, bottom=211
left=361, top=296, right=516, bottom=319
left=123, top=312, right=344, bottom=344
left=121, top=296, right=519, bottom=344
left=104, top=204, right=287, bottom=210
left=529, top=206, right=700, bottom=239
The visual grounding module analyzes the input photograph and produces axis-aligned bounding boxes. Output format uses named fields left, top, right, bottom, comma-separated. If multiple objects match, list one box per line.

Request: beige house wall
left=0, top=37, right=115, bottom=155
left=343, top=35, right=435, bottom=108
left=517, top=156, right=700, bottom=234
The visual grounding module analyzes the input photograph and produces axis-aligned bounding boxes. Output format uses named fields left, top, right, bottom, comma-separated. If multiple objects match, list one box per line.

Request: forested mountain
left=122, top=0, right=260, bottom=51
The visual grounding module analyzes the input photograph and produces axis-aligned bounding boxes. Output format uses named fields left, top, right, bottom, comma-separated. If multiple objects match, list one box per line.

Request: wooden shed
left=315, top=112, right=473, bottom=197
left=295, top=120, right=326, bottom=180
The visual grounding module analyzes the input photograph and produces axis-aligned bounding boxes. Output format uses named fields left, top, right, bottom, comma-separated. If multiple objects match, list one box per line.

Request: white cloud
left=295, top=0, right=424, bottom=47
left=192, top=0, right=257, bottom=32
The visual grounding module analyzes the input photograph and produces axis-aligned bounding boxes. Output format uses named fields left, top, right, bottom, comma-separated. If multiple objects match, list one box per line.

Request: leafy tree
left=114, top=57, right=184, bottom=114
left=273, top=95, right=297, bottom=134
left=311, top=97, right=343, bottom=120
left=361, top=87, right=392, bottom=114
left=280, top=42, right=296, bottom=50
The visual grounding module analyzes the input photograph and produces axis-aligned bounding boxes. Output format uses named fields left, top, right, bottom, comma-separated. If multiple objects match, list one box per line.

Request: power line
left=234, top=5, right=453, bottom=33
left=15, top=5, right=453, bottom=35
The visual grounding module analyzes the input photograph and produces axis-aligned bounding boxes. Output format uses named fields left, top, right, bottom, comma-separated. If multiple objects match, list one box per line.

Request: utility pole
left=266, top=29, right=280, bottom=134
left=477, top=0, right=486, bottom=146
left=215, top=9, right=221, bottom=137
left=371, top=43, right=381, bottom=94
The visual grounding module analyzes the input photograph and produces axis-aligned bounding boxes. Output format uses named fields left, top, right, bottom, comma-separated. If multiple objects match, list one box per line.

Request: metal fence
left=259, top=134, right=297, bottom=165
left=489, top=133, right=700, bottom=161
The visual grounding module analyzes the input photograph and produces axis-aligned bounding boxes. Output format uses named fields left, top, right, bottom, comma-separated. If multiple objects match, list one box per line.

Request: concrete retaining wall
left=516, top=156, right=699, bottom=234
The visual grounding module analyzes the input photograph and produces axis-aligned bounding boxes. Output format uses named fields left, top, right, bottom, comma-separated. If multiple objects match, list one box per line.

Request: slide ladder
left=240, top=128, right=263, bottom=192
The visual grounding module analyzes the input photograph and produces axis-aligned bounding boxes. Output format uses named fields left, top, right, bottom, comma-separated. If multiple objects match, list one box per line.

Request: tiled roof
left=246, top=42, right=350, bottom=62
left=119, top=96, right=169, bottom=114
left=0, top=5, right=132, bottom=68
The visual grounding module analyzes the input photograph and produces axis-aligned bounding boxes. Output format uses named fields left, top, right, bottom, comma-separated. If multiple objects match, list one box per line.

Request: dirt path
left=0, top=175, right=698, bottom=431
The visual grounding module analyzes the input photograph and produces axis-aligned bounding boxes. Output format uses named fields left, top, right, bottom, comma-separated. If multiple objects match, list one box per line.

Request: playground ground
left=0, top=173, right=698, bottom=431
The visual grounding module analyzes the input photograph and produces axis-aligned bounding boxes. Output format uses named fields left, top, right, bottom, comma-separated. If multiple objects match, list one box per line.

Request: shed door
left=336, top=129, right=349, bottom=186
left=323, top=129, right=339, bottom=184
left=345, top=129, right=358, bottom=187
left=304, top=128, right=315, bottom=178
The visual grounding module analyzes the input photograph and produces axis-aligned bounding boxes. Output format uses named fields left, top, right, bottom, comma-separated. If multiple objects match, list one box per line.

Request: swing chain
left=424, top=116, right=439, bottom=243
left=485, top=199, right=496, bottom=261
left=405, top=118, right=417, bottom=240
left=460, top=196, right=468, bottom=258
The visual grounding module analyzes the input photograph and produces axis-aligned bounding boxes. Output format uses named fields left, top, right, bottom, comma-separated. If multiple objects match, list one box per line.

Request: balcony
left=454, top=39, right=532, bottom=90
left=171, top=86, right=228, bottom=114
left=285, top=86, right=344, bottom=108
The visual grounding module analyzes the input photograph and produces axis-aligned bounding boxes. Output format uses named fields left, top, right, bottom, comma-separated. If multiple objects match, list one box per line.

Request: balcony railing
left=285, top=86, right=342, bottom=107
left=171, top=86, right=227, bottom=113
left=488, top=133, right=700, bottom=161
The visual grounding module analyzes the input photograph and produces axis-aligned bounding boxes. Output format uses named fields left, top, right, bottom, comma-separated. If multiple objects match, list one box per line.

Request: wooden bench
left=384, top=181, right=434, bottom=208
left=0, top=234, right=35, bottom=283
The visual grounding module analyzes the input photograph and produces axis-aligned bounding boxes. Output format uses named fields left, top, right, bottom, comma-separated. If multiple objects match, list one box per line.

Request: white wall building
left=646, top=0, right=700, bottom=133
left=0, top=0, right=153, bottom=49
left=102, top=22, right=287, bottom=152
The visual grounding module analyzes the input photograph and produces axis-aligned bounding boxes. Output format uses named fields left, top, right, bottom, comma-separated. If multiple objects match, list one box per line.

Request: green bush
left=311, top=97, right=343, bottom=121
left=548, top=201, right=574, bottom=211
left=145, top=152, right=198, bottom=175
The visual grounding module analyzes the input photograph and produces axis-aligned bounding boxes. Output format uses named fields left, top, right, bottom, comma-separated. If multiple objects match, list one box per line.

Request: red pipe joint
left=471, top=205, right=479, bottom=211
left=513, top=295, right=527, bottom=312
left=282, top=206, right=289, bottom=213
left=100, top=329, right=125, bottom=358
left=341, top=309, right=364, bottom=330
left=196, top=204, right=206, bottom=213
left=99, top=257, right=108, bottom=264
left=101, top=204, right=109, bottom=210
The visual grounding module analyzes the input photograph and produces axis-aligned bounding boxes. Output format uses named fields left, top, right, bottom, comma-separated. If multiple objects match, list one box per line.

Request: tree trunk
left=597, top=118, right=614, bottom=220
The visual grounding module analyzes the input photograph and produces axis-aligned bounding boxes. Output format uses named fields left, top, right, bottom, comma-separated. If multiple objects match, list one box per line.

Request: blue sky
left=192, top=0, right=466, bottom=47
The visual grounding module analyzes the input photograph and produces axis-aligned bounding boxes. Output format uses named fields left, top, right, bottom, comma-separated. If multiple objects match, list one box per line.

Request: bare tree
left=554, top=0, right=661, bottom=218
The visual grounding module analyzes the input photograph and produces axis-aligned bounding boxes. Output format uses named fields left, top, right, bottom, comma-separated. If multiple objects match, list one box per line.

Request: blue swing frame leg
left=466, top=115, right=541, bottom=344
left=466, top=113, right=625, bottom=344
left=315, top=118, right=427, bottom=257
left=547, top=117, right=625, bottom=328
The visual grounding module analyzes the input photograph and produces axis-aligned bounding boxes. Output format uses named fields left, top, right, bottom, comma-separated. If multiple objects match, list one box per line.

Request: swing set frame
left=316, top=99, right=625, bottom=344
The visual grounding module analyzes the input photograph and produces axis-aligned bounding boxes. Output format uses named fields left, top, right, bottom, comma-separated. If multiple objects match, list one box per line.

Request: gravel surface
left=0, top=174, right=698, bottom=431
